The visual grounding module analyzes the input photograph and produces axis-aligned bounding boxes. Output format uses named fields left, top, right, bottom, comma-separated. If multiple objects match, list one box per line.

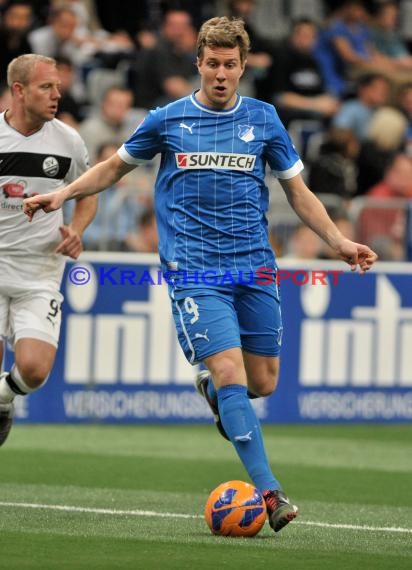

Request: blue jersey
left=118, top=92, right=303, bottom=278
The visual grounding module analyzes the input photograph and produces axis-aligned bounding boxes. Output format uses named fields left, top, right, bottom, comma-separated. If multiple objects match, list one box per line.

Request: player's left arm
left=56, top=194, right=98, bottom=260
left=279, top=173, right=378, bottom=274
left=55, top=135, right=98, bottom=260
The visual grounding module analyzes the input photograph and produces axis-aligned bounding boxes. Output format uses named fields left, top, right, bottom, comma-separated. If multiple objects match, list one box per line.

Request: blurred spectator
left=308, top=126, right=359, bottom=200
left=28, top=5, right=79, bottom=61
left=322, top=0, right=377, bottom=15
left=125, top=206, right=158, bottom=253
left=322, top=0, right=344, bottom=15
left=268, top=17, right=340, bottom=126
left=69, top=0, right=136, bottom=69
left=51, top=0, right=98, bottom=36
left=158, top=0, right=217, bottom=30
left=370, top=1, right=412, bottom=70
left=332, top=72, right=391, bottom=140
left=282, top=223, right=322, bottom=259
left=0, top=81, right=11, bottom=111
left=396, top=81, right=412, bottom=155
left=356, top=153, right=412, bottom=260
left=80, top=142, right=142, bottom=251
left=134, top=24, right=158, bottom=51
left=326, top=0, right=391, bottom=70
left=356, top=105, right=408, bottom=194
left=79, top=85, right=145, bottom=162
left=367, top=152, right=412, bottom=198
left=129, top=9, right=198, bottom=108
left=314, top=0, right=393, bottom=97
left=225, top=0, right=275, bottom=100
left=0, top=1, right=33, bottom=81
left=55, top=55, right=86, bottom=128
left=25, top=0, right=50, bottom=26
left=28, top=3, right=134, bottom=70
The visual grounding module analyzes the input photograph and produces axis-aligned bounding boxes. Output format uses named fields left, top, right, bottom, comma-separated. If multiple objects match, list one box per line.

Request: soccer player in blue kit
left=24, top=17, right=378, bottom=533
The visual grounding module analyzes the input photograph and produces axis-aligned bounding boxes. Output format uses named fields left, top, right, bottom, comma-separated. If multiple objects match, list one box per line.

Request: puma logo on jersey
left=179, top=122, right=196, bottom=134
left=195, top=329, right=209, bottom=342
left=175, top=152, right=256, bottom=171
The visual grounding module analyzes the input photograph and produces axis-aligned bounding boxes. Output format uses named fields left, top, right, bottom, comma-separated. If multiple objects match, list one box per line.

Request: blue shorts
left=169, top=281, right=283, bottom=364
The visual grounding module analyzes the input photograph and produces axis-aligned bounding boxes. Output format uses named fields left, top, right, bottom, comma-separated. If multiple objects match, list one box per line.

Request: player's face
left=196, top=46, right=245, bottom=109
left=20, top=62, right=61, bottom=123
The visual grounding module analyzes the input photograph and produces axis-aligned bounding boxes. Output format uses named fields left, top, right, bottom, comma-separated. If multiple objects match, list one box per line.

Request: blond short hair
left=197, top=17, right=250, bottom=64
left=367, top=106, right=408, bottom=151
left=7, top=54, right=57, bottom=87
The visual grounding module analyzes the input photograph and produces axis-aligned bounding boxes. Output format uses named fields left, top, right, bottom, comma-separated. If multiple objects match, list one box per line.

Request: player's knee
left=248, top=368, right=279, bottom=397
left=269, top=360, right=280, bottom=390
left=267, top=368, right=280, bottom=393
left=255, top=378, right=278, bottom=397
left=15, top=362, right=50, bottom=390
left=209, top=357, right=241, bottom=385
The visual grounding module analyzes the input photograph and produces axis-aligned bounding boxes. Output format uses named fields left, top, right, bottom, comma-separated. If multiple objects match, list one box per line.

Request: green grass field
left=1, top=423, right=411, bottom=570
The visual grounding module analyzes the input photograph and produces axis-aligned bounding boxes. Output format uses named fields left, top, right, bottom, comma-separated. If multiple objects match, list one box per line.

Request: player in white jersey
left=0, top=54, right=97, bottom=446
left=24, top=19, right=378, bottom=533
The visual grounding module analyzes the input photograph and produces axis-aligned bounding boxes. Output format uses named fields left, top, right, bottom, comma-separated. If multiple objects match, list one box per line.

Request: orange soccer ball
left=204, top=480, right=267, bottom=537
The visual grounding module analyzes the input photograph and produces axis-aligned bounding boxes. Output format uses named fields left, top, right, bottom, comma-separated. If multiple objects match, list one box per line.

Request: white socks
left=0, top=372, right=15, bottom=404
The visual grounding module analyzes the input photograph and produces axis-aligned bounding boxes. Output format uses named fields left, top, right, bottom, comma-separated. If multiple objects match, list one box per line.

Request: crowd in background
left=1, top=0, right=411, bottom=260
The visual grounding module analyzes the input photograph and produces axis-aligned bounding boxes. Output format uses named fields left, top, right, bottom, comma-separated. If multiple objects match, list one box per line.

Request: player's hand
left=337, top=239, right=378, bottom=275
left=23, top=191, right=65, bottom=221
left=55, top=225, right=83, bottom=260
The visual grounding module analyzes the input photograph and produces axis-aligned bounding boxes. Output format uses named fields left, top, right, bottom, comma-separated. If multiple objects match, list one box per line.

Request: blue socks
left=206, top=374, right=258, bottom=401
left=216, top=384, right=281, bottom=492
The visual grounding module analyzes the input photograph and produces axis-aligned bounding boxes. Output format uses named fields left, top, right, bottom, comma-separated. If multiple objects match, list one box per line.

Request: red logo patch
left=177, top=154, right=187, bottom=167
left=2, top=182, right=26, bottom=198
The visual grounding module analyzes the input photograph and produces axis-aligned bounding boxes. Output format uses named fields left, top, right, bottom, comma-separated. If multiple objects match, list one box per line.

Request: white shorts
left=0, top=283, right=63, bottom=349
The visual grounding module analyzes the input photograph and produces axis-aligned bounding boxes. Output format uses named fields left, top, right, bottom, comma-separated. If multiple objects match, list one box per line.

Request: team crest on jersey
left=238, top=125, right=255, bottom=142
left=42, top=156, right=59, bottom=177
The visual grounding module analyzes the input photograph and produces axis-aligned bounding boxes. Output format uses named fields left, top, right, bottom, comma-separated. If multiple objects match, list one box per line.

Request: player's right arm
left=23, top=153, right=135, bottom=220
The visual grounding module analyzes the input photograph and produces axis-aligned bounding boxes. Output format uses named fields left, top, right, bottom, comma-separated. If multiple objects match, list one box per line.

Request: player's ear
left=11, top=81, right=24, bottom=98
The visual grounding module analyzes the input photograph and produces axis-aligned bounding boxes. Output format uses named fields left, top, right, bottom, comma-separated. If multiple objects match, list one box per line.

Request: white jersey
left=0, top=113, right=89, bottom=286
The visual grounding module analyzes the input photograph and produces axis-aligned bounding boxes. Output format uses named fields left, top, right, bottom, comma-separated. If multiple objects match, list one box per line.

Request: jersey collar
left=190, top=90, right=243, bottom=115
